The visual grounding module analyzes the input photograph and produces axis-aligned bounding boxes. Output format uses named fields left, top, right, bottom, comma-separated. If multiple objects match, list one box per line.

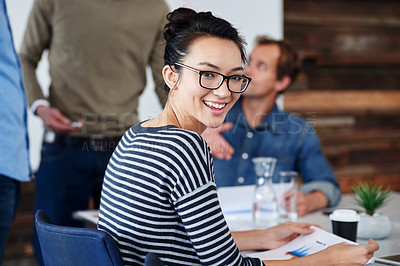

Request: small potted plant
left=352, top=182, right=392, bottom=239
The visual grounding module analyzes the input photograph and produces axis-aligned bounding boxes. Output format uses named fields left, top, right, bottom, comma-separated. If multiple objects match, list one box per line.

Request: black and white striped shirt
left=98, top=123, right=263, bottom=265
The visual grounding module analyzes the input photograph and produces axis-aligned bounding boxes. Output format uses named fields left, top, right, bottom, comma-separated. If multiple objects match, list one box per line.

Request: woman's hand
left=262, top=239, right=379, bottom=266
left=319, top=239, right=379, bottom=265
left=260, top=222, right=318, bottom=250
left=232, top=222, right=318, bottom=251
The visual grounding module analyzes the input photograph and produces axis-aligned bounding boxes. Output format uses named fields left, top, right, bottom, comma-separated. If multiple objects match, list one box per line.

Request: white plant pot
left=357, top=212, right=391, bottom=239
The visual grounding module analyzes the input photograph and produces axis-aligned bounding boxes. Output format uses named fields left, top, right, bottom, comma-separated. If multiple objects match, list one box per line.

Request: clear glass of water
left=275, top=171, right=298, bottom=223
left=252, top=157, right=278, bottom=229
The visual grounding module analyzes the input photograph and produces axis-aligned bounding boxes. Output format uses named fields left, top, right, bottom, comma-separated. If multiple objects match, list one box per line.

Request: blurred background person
left=0, top=0, right=31, bottom=263
left=19, top=0, right=169, bottom=264
left=203, top=36, right=340, bottom=216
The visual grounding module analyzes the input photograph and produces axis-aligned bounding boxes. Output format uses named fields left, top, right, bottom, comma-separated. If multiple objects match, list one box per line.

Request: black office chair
left=35, top=210, right=124, bottom=266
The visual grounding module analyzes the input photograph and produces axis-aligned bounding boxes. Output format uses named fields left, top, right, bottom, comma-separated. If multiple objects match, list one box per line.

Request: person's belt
left=45, top=133, right=122, bottom=151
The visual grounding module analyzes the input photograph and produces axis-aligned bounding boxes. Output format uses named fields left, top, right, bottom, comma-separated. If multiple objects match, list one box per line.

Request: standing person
left=98, top=8, right=378, bottom=265
left=0, top=0, right=32, bottom=263
left=19, top=0, right=169, bottom=264
left=202, top=36, right=341, bottom=216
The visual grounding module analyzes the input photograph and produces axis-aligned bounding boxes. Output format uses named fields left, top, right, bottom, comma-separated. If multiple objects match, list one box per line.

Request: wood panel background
left=284, top=0, right=400, bottom=193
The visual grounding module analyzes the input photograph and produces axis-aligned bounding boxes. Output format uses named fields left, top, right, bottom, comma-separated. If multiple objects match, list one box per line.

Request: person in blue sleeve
left=202, top=36, right=341, bottom=216
left=0, top=1, right=32, bottom=263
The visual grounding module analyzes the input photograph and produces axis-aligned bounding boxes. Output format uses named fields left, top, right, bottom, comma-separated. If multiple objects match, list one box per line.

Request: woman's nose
left=212, top=80, right=231, bottom=98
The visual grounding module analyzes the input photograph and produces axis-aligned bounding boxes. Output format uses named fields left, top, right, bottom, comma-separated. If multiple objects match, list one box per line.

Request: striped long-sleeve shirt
left=98, top=123, right=264, bottom=265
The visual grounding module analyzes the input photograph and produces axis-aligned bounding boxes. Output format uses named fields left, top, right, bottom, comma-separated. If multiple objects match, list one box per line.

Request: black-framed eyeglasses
left=174, top=63, right=251, bottom=93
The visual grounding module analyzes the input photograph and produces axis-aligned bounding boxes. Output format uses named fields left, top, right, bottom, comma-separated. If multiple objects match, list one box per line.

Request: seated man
left=202, top=36, right=340, bottom=216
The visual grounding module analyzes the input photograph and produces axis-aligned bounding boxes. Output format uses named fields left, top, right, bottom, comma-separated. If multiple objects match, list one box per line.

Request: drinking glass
left=252, top=157, right=278, bottom=228
left=275, top=171, right=298, bottom=223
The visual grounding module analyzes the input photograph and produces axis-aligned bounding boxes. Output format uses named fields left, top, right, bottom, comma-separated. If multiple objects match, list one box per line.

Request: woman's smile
left=203, top=100, right=228, bottom=115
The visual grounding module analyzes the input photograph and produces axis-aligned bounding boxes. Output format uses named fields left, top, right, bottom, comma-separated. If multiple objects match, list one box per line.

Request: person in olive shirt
left=19, top=0, right=169, bottom=264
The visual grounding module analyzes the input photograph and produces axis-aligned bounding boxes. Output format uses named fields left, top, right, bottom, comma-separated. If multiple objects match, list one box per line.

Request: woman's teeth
left=204, top=101, right=226, bottom=110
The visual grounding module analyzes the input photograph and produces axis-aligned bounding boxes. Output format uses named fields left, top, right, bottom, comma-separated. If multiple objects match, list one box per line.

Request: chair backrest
left=35, top=210, right=124, bottom=266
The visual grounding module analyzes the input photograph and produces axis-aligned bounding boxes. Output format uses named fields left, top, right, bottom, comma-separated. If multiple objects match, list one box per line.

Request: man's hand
left=36, top=105, right=82, bottom=134
left=201, top=122, right=234, bottom=160
left=297, top=190, right=329, bottom=217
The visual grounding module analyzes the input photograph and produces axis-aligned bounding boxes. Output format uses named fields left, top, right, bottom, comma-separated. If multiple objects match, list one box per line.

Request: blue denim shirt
left=213, top=98, right=340, bottom=207
left=0, top=0, right=31, bottom=181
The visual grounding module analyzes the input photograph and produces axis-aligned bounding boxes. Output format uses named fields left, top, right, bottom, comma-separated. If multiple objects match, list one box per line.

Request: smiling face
left=166, top=36, right=244, bottom=133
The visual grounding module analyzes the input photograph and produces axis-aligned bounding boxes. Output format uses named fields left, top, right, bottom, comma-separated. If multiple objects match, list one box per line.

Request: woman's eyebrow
left=231, top=66, right=244, bottom=72
left=198, top=62, right=243, bottom=72
left=198, top=62, right=219, bottom=70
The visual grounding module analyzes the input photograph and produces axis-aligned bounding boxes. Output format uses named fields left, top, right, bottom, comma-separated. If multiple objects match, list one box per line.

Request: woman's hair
left=163, top=7, right=247, bottom=93
left=255, top=35, right=300, bottom=87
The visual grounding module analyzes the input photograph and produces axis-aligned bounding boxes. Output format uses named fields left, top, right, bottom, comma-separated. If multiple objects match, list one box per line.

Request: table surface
left=219, top=187, right=400, bottom=264
left=299, top=192, right=400, bottom=258
left=74, top=189, right=400, bottom=264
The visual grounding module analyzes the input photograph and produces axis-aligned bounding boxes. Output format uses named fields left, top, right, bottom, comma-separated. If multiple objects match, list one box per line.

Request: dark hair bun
left=164, top=8, right=198, bottom=42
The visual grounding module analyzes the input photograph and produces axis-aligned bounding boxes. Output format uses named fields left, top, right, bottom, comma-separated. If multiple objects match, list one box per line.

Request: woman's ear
left=162, top=65, right=178, bottom=90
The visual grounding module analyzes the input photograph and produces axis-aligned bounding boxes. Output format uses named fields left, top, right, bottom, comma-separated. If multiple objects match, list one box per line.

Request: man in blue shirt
left=0, top=1, right=31, bottom=263
left=203, top=36, right=340, bottom=216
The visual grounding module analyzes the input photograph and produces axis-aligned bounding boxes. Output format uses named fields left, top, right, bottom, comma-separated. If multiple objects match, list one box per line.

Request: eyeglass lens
left=200, top=72, right=249, bottom=92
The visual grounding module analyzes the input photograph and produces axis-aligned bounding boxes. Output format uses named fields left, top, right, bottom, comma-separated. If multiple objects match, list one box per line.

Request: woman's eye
left=231, top=76, right=243, bottom=82
left=202, top=72, right=216, bottom=78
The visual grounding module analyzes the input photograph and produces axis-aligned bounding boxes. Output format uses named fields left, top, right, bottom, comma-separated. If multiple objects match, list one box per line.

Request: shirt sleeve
left=174, top=183, right=263, bottom=265
left=170, top=134, right=263, bottom=265
left=300, top=181, right=341, bottom=207
left=296, top=128, right=341, bottom=207
left=19, top=0, right=52, bottom=106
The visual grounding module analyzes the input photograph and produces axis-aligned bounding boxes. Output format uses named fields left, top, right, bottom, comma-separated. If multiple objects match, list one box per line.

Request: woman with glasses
left=98, top=7, right=378, bottom=265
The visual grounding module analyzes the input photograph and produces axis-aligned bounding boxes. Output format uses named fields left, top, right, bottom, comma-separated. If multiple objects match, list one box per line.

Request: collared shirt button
left=238, top=177, right=245, bottom=184
left=242, top=153, right=248, bottom=160
left=247, top=132, right=253, bottom=138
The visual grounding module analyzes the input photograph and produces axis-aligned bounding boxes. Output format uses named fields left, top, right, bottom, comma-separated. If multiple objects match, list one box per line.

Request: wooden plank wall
left=283, top=0, right=400, bottom=193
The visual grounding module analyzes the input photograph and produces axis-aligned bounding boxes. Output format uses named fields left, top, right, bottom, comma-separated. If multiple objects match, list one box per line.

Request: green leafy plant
left=352, top=182, right=391, bottom=216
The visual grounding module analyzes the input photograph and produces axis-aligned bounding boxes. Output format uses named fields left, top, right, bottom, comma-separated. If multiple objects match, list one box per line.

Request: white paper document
left=217, top=185, right=254, bottom=214
left=246, top=226, right=372, bottom=263
left=217, top=184, right=292, bottom=215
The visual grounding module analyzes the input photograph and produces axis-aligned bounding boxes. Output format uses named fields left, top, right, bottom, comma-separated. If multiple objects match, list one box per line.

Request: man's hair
left=255, top=36, right=301, bottom=89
